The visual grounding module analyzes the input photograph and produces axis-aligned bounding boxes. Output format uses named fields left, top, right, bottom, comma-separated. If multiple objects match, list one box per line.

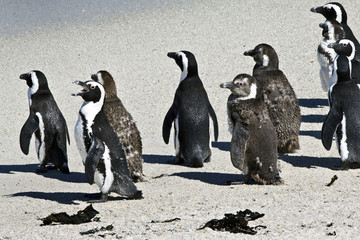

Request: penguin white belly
left=340, top=114, right=349, bottom=161
left=74, top=115, right=87, bottom=164
left=35, top=112, right=45, bottom=164
left=94, top=145, right=114, bottom=194
left=174, top=117, right=181, bottom=158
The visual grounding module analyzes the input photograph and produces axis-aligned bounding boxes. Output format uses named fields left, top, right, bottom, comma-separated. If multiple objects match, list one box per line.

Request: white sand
left=1, top=0, right=360, bottom=239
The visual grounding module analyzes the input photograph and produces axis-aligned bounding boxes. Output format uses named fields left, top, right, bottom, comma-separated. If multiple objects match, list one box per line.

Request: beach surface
left=1, top=0, right=360, bottom=239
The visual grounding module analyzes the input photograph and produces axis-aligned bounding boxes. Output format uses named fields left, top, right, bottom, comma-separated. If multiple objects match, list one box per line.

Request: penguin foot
left=35, top=166, right=48, bottom=173
left=127, top=190, right=143, bottom=200
left=87, top=193, right=108, bottom=203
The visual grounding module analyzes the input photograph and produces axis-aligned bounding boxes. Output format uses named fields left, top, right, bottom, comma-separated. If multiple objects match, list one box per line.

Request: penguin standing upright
left=220, top=74, right=281, bottom=184
left=244, top=44, right=301, bottom=153
left=163, top=51, right=219, bottom=167
left=311, top=2, right=360, bottom=57
left=19, top=70, right=70, bottom=173
left=91, top=70, right=144, bottom=182
left=322, top=55, right=360, bottom=169
left=317, top=20, right=345, bottom=91
left=73, top=80, right=142, bottom=202
left=328, top=39, right=360, bottom=83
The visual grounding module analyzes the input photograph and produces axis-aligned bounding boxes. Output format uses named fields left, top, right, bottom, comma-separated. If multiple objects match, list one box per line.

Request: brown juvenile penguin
left=91, top=70, right=144, bottom=182
left=220, top=74, right=282, bottom=184
left=244, top=43, right=301, bottom=153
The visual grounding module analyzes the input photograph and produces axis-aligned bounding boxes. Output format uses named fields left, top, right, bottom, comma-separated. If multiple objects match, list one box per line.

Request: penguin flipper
left=230, top=121, right=249, bottom=171
left=19, top=113, right=39, bottom=155
left=321, top=105, right=342, bottom=150
left=162, top=105, right=178, bottom=144
left=85, top=136, right=105, bottom=184
left=208, top=103, right=219, bottom=142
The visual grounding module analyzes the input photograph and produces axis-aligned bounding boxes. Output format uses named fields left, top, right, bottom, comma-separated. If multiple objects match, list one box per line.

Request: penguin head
left=319, top=20, right=344, bottom=41
left=72, top=80, right=105, bottom=104
left=328, top=39, right=356, bottom=60
left=220, top=74, right=257, bottom=100
left=244, top=44, right=279, bottom=69
left=91, top=70, right=117, bottom=100
left=311, top=2, right=347, bottom=24
left=20, top=70, right=50, bottom=95
left=167, top=51, right=198, bottom=82
left=333, top=55, right=352, bottom=81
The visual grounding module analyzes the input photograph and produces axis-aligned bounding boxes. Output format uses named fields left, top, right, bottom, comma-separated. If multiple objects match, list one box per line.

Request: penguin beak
left=167, top=52, right=177, bottom=59
left=244, top=49, right=256, bottom=56
left=319, top=23, right=326, bottom=29
left=19, top=73, right=28, bottom=80
left=72, top=80, right=89, bottom=96
left=220, top=81, right=235, bottom=89
left=91, top=74, right=98, bottom=81
left=310, top=6, right=323, bottom=14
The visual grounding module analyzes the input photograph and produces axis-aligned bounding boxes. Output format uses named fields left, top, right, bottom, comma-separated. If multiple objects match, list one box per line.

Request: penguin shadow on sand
left=278, top=155, right=341, bottom=170
left=9, top=191, right=87, bottom=205
left=0, top=163, right=86, bottom=183
left=171, top=171, right=242, bottom=186
left=298, top=98, right=328, bottom=140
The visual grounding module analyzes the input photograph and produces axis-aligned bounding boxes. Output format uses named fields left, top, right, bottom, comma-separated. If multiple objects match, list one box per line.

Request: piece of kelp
left=198, top=209, right=265, bottom=235
left=80, top=224, right=114, bottom=235
left=41, top=204, right=99, bottom=225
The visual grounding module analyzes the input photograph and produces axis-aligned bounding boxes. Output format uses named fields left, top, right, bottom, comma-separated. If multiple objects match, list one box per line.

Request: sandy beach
left=1, top=0, right=360, bottom=239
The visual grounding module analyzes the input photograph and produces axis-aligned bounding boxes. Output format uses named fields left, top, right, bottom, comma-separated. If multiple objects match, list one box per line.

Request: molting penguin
left=311, top=2, right=360, bottom=58
left=220, top=74, right=282, bottom=184
left=91, top=70, right=144, bottom=182
left=73, top=80, right=142, bottom=202
left=163, top=51, right=219, bottom=167
left=317, top=20, right=345, bottom=91
left=19, top=70, right=70, bottom=173
left=322, top=55, right=360, bottom=169
left=328, top=39, right=360, bottom=83
left=244, top=44, right=301, bottom=153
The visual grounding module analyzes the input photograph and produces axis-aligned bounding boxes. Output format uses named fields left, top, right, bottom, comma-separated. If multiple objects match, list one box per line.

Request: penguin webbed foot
left=86, top=192, right=108, bottom=203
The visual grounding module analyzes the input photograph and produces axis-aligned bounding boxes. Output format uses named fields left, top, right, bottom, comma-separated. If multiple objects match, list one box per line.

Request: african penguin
left=311, top=2, right=360, bottom=58
left=328, top=39, right=360, bottom=83
left=317, top=20, right=345, bottom=91
left=19, top=70, right=70, bottom=173
left=220, top=74, right=282, bottom=184
left=73, top=80, right=142, bottom=202
left=244, top=44, right=301, bottom=153
left=163, top=51, right=219, bottom=167
left=322, top=55, right=360, bottom=169
left=91, top=70, right=144, bottom=182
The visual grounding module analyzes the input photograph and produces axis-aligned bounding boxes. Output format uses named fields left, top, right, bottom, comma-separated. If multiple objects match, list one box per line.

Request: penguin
left=322, top=55, right=360, bottom=169
left=163, top=51, right=219, bottom=167
left=328, top=39, right=360, bottom=83
left=244, top=44, right=301, bottom=153
left=220, top=74, right=282, bottom=184
left=19, top=70, right=70, bottom=173
left=311, top=2, right=360, bottom=58
left=73, top=80, right=142, bottom=202
left=91, top=70, right=144, bottom=182
left=317, top=20, right=345, bottom=91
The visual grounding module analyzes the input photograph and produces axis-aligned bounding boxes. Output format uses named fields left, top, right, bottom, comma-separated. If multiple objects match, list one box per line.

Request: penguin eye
left=342, top=43, right=347, bottom=47
left=90, top=85, right=96, bottom=89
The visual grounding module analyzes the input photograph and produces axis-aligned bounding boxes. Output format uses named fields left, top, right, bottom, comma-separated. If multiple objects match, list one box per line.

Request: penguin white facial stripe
left=263, top=55, right=269, bottom=67
left=324, top=4, right=342, bottom=23
left=29, top=71, right=39, bottom=96
left=35, top=112, right=45, bottom=164
left=177, top=52, right=188, bottom=82
left=340, top=114, right=349, bottom=161
left=238, top=83, right=257, bottom=100
left=97, top=73, right=104, bottom=85
left=339, top=39, right=356, bottom=60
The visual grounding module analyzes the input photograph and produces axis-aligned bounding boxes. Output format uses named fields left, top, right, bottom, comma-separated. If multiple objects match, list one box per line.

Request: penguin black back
left=163, top=51, right=218, bottom=167
left=19, top=70, right=70, bottom=173
left=244, top=44, right=301, bottom=153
